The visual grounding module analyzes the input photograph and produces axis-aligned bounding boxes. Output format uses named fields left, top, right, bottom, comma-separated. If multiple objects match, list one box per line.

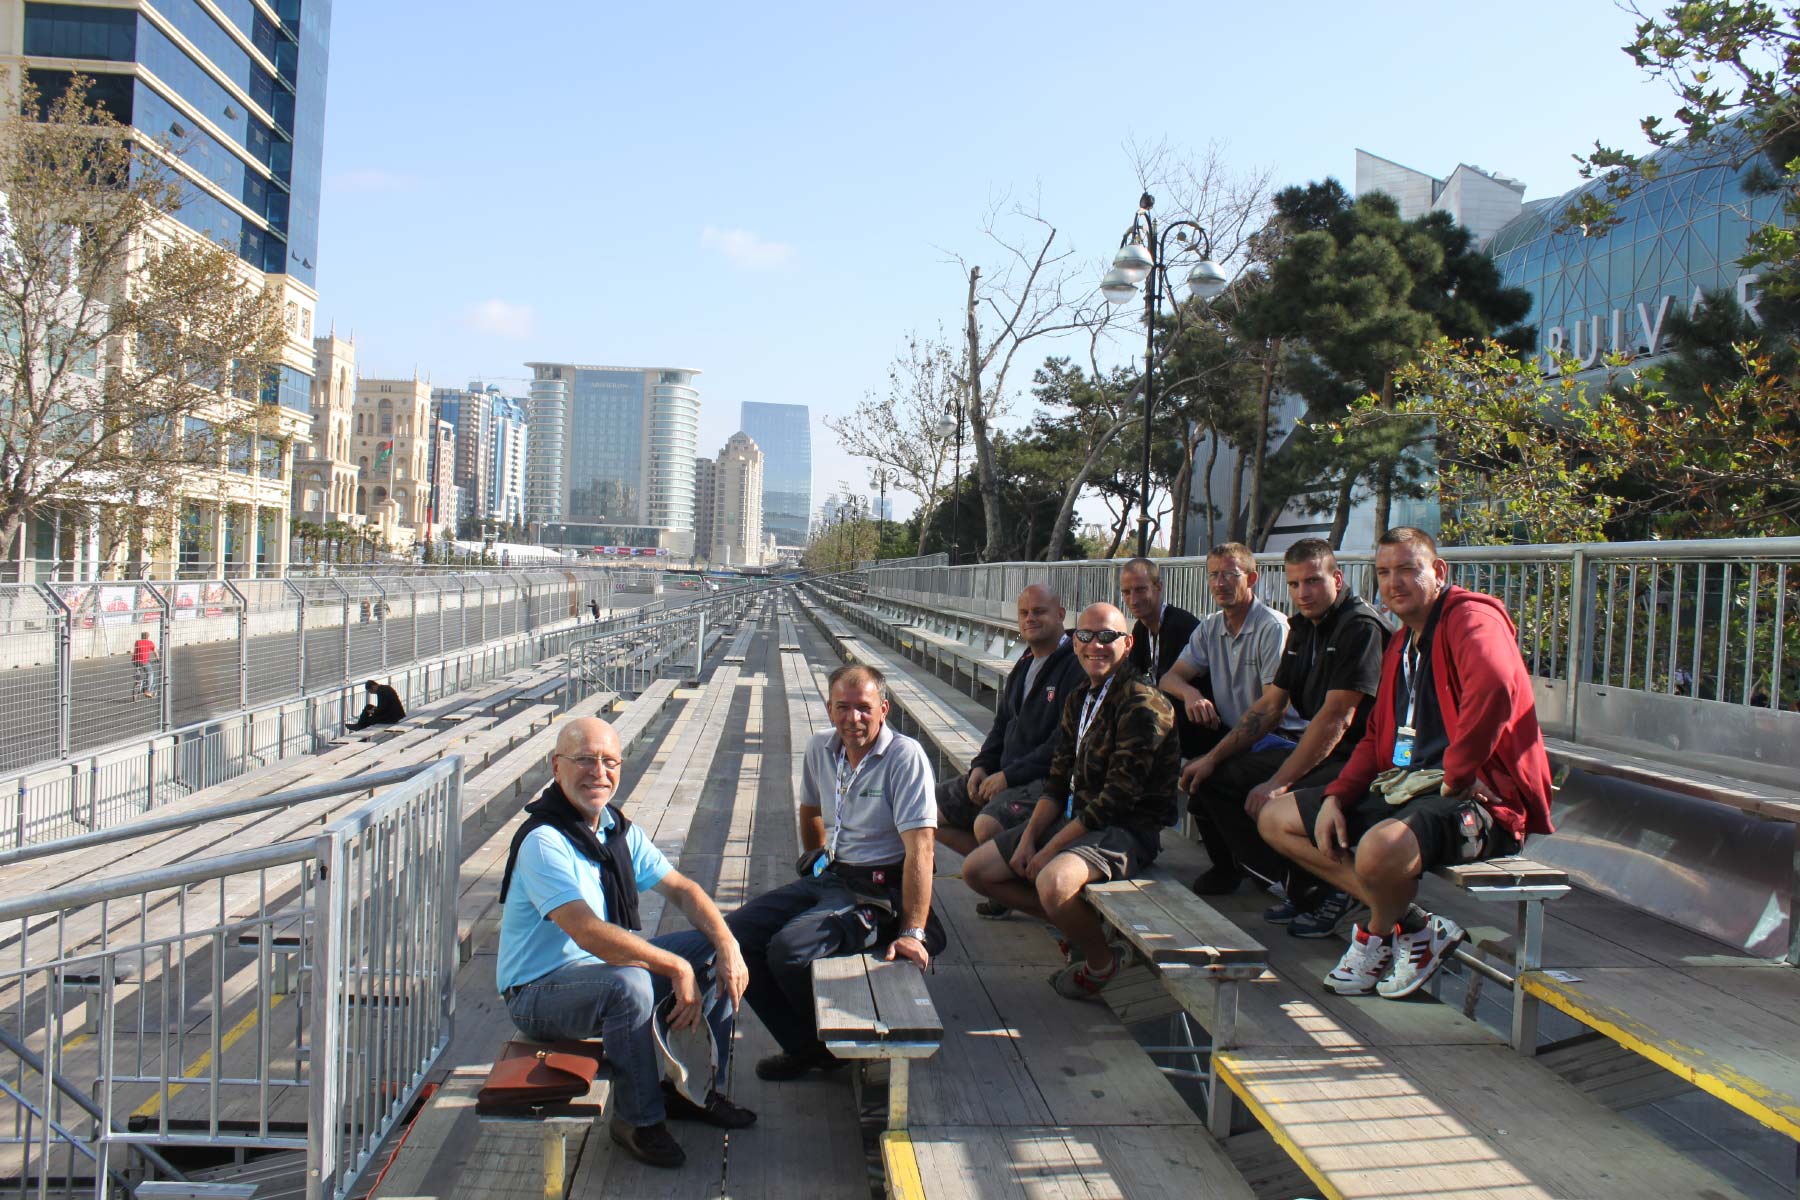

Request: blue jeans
left=502, top=930, right=734, bottom=1127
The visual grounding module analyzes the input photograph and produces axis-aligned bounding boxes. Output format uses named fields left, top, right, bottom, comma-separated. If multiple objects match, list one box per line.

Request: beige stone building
left=709, top=432, right=764, bottom=567
left=691, top=456, right=716, bottom=564
left=291, top=332, right=361, bottom=530
left=351, top=377, right=433, bottom=550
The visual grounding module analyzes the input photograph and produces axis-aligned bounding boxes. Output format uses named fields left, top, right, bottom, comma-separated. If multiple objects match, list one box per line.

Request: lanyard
left=1066, top=677, right=1114, bottom=819
left=1400, top=636, right=1423, bottom=729
left=829, top=744, right=874, bottom=860
left=1146, top=604, right=1164, bottom=669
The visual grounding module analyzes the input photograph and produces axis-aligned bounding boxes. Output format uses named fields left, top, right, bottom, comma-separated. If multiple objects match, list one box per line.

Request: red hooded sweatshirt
left=1327, top=585, right=1554, bottom=843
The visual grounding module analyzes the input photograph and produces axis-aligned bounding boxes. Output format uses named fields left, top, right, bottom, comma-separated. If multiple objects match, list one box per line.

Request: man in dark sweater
left=1120, top=558, right=1206, bottom=755
left=936, top=585, right=1083, bottom=858
left=347, top=680, right=406, bottom=731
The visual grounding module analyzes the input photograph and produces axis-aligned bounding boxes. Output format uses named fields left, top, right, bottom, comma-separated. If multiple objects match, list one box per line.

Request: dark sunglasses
left=1073, top=629, right=1127, bottom=645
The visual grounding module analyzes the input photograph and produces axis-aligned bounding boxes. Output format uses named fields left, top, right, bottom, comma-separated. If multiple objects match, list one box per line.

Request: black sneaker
left=1190, top=865, right=1243, bottom=896
left=609, top=1118, right=685, bottom=1168
left=754, top=1045, right=843, bottom=1081
left=974, top=900, right=1011, bottom=920
left=1289, top=891, right=1369, bottom=940
left=661, top=1081, right=758, bottom=1129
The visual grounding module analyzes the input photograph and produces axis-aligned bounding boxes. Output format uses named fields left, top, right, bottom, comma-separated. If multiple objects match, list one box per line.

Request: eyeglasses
left=1072, top=629, right=1127, bottom=645
left=555, top=753, right=621, bottom=773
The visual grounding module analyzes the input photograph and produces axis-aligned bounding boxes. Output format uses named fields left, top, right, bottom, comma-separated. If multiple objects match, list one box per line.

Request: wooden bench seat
left=1521, top=963, right=1800, bottom=1141
left=812, top=953, right=943, bottom=1130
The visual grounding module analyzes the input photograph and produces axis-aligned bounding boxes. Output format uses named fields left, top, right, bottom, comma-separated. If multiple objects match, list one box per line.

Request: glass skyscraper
left=739, top=401, right=811, bottom=548
left=525, top=362, right=701, bottom=552
left=19, top=1, right=332, bottom=289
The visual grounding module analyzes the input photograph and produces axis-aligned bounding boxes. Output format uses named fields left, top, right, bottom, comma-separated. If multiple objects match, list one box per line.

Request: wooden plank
left=1088, top=877, right=1266, bottom=965
left=903, top=1124, right=1254, bottom=1200
left=902, top=963, right=1053, bottom=1128
left=1437, top=856, right=1568, bottom=888
left=1522, top=964, right=1800, bottom=1139
left=1217, top=1042, right=1758, bottom=1200
left=812, top=954, right=880, bottom=1041
left=864, top=957, right=942, bottom=1042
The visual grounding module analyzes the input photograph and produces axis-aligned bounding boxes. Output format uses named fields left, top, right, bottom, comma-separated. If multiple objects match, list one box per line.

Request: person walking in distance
left=131, top=630, right=158, bottom=699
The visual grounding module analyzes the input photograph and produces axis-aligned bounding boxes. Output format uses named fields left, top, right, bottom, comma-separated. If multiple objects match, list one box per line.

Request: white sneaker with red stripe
left=1378, top=914, right=1465, bottom=998
left=1323, top=923, right=1392, bottom=995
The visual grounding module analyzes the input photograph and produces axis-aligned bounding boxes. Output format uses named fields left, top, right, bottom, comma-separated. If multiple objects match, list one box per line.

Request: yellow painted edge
left=1522, top=973, right=1800, bottom=1141
left=132, top=993, right=287, bottom=1119
left=1214, top=1054, right=1346, bottom=1200
left=880, top=1130, right=928, bottom=1200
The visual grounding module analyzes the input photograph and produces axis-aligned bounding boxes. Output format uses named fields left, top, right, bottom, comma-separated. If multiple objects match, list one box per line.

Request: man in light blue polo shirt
left=497, top=716, right=753, bottom=1170
left=726, top=664, right=941, bottom=1082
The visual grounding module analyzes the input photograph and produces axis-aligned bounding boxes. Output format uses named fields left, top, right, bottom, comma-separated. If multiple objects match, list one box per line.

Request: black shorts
left=988, top=816, right=1158, bottom=883
left=1294, top=784, right=1519, bottom=874
left=936, top=775, right=1044, bottom=833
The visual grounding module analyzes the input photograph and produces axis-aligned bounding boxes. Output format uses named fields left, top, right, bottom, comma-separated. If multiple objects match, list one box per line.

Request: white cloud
left=463, top=299, right=534, bottom=340
left=701, top=226, right=796, bottom=270
left=329, top=167, right=419, bottom=194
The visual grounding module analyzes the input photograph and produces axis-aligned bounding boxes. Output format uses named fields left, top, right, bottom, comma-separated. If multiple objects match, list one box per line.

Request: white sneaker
left=1324, top=923, right=1392, bottom=995
left=1378, top=914, right=1465, bottom=998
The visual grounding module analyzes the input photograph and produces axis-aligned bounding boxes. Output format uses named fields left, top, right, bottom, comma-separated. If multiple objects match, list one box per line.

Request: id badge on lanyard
left=827, top=747, right=868, bottom=869
left=1068, top=679, right=1112, bottom=819
left=1394, top=641, right=1420, bottom=767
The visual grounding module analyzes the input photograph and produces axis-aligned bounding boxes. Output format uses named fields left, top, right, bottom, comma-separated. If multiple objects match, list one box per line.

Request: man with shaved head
left=935, top=585, right=1083, bottom=911
left=963, top=602, right=1180, bottom=1002
left=496, top=716, right=754, bottom=1170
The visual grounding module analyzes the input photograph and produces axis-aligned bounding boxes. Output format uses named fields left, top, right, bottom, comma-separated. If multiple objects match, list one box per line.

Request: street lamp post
left=1101, top=192, right=1230, bottom=557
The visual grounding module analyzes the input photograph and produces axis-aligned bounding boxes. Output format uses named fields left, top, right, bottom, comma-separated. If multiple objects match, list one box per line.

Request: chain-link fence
left=0, top=570, right=614, bottom=779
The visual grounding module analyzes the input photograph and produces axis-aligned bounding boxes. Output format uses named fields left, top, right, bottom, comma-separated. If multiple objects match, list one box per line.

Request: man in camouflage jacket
left=963, top=602, right=1180, bottom=1001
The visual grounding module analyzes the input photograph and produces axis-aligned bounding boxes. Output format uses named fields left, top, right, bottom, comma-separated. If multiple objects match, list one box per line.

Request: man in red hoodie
left=1255, top=526, right=1553, bottom=1000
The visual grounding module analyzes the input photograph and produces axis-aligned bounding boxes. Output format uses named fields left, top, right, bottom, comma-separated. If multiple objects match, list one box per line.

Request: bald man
left=963, top=603, right=1180, bottom=1002
left=935, top=585, right=1083, bottom=885
left=496, top=717, right=754, bottom=1170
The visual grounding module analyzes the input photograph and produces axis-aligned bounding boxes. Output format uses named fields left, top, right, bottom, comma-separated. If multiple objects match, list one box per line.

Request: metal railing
left=567, top=612, right=709, bottom=702
left=0, top=759, right=462, bottom=1199
left=0, top=570, right=613, bottom=776
left=0, top=605, right=603, bottom=856
left=863, top=537, right=1800, bottom=786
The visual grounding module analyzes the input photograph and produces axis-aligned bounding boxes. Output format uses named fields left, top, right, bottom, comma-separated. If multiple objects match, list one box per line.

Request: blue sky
left=315, top=1, right=1675, bottom=523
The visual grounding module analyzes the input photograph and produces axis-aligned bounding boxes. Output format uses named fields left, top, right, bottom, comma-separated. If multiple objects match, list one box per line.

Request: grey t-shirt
left=1177, top=599, right=1305, bottom=734
left=801, top=725, right=937, bottom=866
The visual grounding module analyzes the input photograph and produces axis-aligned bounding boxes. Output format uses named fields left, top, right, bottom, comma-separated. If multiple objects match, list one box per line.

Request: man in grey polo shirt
left=725, top=664, right=942, bottom=1081
left=1158, top=543, right=1303, bottom=888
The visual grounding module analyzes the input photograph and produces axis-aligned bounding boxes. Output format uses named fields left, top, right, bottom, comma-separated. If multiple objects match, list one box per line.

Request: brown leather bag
left=476, top=1039, right=606, bottom=1112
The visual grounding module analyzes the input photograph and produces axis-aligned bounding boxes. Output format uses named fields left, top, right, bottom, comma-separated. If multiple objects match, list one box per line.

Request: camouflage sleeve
left=1078, top=689, right=1174, bottom=830
left=1041, top=687, right=1080, bottom=809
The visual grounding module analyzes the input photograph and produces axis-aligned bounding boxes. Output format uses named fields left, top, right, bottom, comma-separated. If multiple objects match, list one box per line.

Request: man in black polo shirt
left=1181, top=540, right=1388, bottom=938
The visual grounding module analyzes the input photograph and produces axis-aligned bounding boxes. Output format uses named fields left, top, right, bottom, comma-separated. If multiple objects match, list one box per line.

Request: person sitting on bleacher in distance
left=963, top=603, right=1180, bottom=1002
left=726, top=664, right=943, bottom=1081
left=495, top=717, right=756, bottom=1170
left=935, top=584, right=1084, bottom=918
left=1257, top=527, right=1555, bottom=999
left=1119, top=557, right=1204, bottom=760
left=1176, top=539, right=1389, bottom=939
left=346, top=679, right=405, bottom=731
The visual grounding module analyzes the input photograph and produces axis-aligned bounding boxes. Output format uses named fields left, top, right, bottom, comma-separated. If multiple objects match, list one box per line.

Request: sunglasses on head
left=1073, top=629, right=1127, bottom=645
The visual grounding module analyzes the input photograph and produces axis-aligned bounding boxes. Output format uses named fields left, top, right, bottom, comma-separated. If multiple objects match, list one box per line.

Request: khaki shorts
left=989, top=815, right=1158, bottom=883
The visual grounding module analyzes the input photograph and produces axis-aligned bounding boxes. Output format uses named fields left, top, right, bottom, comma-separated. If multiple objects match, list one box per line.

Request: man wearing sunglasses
left=962, top=603, right=1180, bottom=1001
left=496, top=717, right=755, bottom=1170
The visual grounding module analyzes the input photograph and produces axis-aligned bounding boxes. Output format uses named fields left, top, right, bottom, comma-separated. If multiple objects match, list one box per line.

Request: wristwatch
left=897, top=927, right=928, bottom=943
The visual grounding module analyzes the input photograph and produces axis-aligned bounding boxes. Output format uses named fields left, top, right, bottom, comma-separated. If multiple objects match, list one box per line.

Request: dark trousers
left=726, top=874, right=872, bottom=1056
left=1191, top=748, right=1343, bottom=893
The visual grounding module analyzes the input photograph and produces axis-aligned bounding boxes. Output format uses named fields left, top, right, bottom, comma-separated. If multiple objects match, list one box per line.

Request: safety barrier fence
left=0, top=597, right=602, bottom=855
left=0, top=570, right=612, bottom=776
left=0, top=759, right=461, bottom=1200
left=864, top=537, right=1800, bottom=785
left=564, top=585, right=769, bottom=703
